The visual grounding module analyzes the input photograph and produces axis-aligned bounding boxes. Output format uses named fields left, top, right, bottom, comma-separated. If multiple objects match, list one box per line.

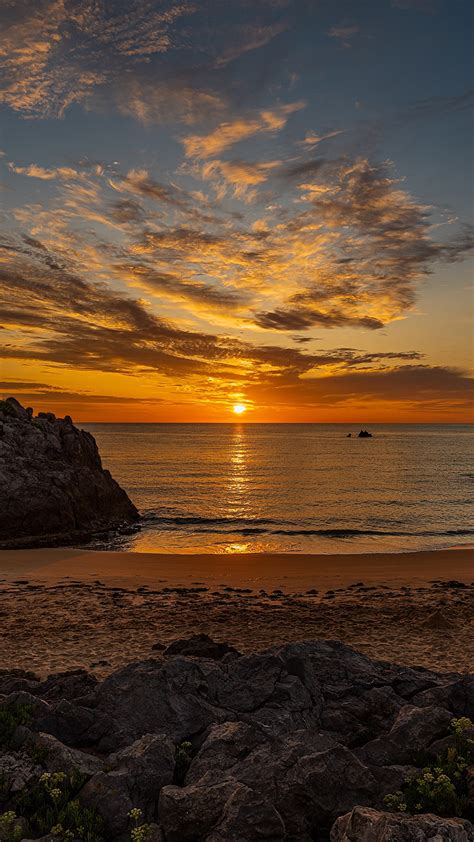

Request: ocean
left=83, top=423, right=474, bottom=554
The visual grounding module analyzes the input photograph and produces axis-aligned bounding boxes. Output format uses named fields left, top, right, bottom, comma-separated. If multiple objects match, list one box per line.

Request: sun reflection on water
left=228, top=424, right=249, bottom=498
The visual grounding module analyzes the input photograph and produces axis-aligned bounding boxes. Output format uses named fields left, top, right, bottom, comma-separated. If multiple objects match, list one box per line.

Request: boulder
left=0, top=397, right=139, bottom=546
left=111, top=733, right=175, bottom=806
left=412, top=676, right=474, bottom=719
left=161, top=725, right=380, bottom=839
left=356, top=704, right=453, bottom=766
left=162, top=634, right=241, bottom=661
left=80, top=734, right=175, bottom=837
left=33, top=732, right=104, bottom=776
left=330, top=806, right=474, bottom=840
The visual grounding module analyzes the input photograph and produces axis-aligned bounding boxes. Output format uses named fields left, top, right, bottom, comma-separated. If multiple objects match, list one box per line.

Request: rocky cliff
left=0, top=397, right=139, bottom=547
left=0, top=637, right=472, bottom=840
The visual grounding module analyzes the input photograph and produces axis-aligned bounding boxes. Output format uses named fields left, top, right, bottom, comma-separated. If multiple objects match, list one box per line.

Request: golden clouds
left=182, top=102, right=305, bottom=158
left=198, top=159, right=282, bottom=201
left=8, top=163, right=84, bottom=180
left=0, top=0, right=195, bottom=117
left=4, top=150, right=472, bottom=340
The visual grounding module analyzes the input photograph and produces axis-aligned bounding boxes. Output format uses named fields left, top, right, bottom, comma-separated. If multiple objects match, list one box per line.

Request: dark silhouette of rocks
left=0, top=397, right=139, bottom=547
left=0, top=638, right=472, bottom=840
left=358, top=429, right=373, bottom=438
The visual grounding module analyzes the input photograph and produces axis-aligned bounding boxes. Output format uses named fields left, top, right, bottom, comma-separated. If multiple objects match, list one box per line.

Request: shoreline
left=0, top=545, right=472, bottom=589
left=1, top=546, right=473, bottom=678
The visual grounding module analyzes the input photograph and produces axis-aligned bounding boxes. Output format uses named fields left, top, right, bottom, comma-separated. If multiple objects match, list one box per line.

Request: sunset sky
left=0, top=0, right=473, bottom=422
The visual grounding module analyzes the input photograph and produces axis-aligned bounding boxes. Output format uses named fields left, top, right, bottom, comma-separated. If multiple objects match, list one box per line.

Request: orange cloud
left=182, top=102, right=305, bottom=158
left=8, top=163, right=84, bottom=180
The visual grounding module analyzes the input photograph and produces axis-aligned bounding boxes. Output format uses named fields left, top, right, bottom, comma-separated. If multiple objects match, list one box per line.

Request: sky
left=0, top=0, right=473, bottom=422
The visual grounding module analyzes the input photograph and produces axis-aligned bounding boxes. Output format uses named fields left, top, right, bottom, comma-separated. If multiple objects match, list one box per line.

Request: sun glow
left=232, top=403, right=246, bottom=415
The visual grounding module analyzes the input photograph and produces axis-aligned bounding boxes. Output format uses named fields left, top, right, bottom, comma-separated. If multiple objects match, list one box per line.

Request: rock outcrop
left=330, top=806, right=473, bottom=840
left=0, top=638, right=472, bottom=840
left=0, top=397, right=139, bottom=546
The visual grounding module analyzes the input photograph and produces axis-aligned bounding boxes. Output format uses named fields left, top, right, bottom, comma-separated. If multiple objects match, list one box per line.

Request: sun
left=232, top=403, right=246, bottom=415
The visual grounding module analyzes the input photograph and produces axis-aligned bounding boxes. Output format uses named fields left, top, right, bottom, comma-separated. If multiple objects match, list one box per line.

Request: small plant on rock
left=0, top=810, right=23, bottom=842
left=384, top=716, right=473, bottom=818
left=14, top=768, right=104, bottom=841
left=0, top=702, right=33, bottom=749
left=174, top=740, right=193, bottom=786
left=128, top=807, right=151, bottom=841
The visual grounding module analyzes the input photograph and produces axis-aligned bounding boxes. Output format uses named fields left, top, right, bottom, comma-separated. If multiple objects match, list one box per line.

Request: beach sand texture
left=0, top=546, right=472, bottom=678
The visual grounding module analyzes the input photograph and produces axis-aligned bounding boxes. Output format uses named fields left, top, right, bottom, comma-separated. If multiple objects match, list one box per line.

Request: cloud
left=327, top=25, right=360, bottom=48
left=297, top=130, right=344, bottom=148
left=0, top=381, right=164, bottom=406
left=1, top=232, right=472, bottom=418
left=254, top=307, right=384, bottom=331
left=109, top=168, right=189, bottom=208
left=247, top=364, right=474, bottom=414
left=114, top=260, right=251, bottom=312
left=182, top=102, right=305, bottom=158
left=110, top=199, right=146, bottom=224
left=214, top=20, right=288, bottom=67
left=0, top=0, right=196, bottom=118
left=399, top=89, right=474, bottom=122
left=4, top=151, right=472, bottom=340
left=99, top=77, right=226, bottom=127
left=277, top=157, right=326, bottom=180
left=250, top=158, right=473, bottom=331
left=0, top=2, right=297, bottom=124
left=198, top=158, right=281, bottom=200
left=8, top=163, right=84, bottom=180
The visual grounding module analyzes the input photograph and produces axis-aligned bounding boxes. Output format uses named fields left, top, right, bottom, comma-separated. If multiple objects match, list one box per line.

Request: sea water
left=83, top=423, right=474, bottom=554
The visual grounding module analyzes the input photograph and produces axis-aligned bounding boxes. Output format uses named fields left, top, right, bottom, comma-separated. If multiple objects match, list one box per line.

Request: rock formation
left=331, top=807, right=473, bottom=840
left=0, top=638, right=472, bottom=840
left=0, top=397, right=139, bottom=547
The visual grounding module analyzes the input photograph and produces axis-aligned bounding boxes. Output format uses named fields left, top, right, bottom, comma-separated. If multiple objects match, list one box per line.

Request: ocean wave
left=140, top=514, right=474, bottom=540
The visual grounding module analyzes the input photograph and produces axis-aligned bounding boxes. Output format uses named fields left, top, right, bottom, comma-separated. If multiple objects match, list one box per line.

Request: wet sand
left=0, top=546, right=472, bottom=678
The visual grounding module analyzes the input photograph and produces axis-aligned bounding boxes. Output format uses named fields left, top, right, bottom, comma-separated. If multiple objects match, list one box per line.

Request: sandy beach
left=0, top=546, right=472, bottom=678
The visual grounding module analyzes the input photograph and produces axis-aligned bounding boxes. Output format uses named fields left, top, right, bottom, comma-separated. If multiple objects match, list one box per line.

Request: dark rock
left=163, top=634, right=241, bottom=660
left=0, top=668, right=40, bottom=695
left=80, top=734, right=175, bottom=837
left=330, top=806, right=474, bottom=840
left=33, top=731, right=104, bottom=776
left=0, top=750, right=42, bottom=794
left=358, top=429, right=373, bottom=438
left=0, top=397, right=139, bottom=546
left=356, top=704, right=453, bottom=766
left=159, top=780, right=245, bottom=841
left=35, top=669, right=98, bottom=702
left=412, top=676, right=474, bottom=719
left=171, top=723, right=380, bottom=839
left=1, top=638, right=471, bottom=841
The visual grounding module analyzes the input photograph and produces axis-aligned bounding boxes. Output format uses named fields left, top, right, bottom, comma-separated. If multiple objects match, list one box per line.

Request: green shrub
left=174, top=740, right=193, bottom=786
left=0, top=811, right=23, bottom=842
left=0, top=703, right=33, bottom=749
left=14, top=769, right=104, bottom=841
left=384, top=717, right=473, bottom=818
left=128, top=807, right=152, bottom=841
